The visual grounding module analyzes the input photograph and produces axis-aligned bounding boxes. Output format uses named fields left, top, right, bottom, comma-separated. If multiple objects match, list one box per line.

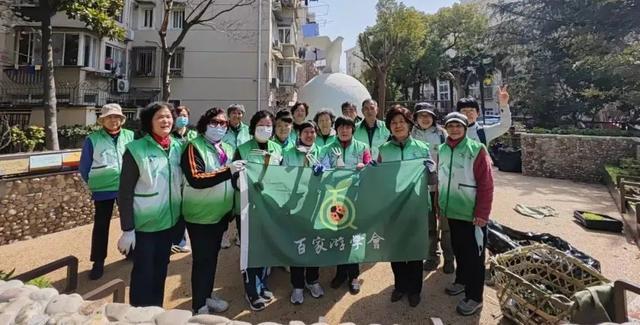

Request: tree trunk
left=431, top=79, right=437, bottom=100
left=40, top=2, right=59, bottom=150
left=411, top=82, right=421, bottom=101
left=376, top=69, right=386, bottom=119
left=161, top=50, right=172, bottom=102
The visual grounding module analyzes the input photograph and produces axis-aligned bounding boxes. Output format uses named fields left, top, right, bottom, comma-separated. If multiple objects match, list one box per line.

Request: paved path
left=1, top=170, right=638, bottom=324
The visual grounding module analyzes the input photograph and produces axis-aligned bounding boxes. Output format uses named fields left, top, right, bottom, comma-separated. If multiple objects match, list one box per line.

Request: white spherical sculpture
left=298, top=73, right=371, bottom=118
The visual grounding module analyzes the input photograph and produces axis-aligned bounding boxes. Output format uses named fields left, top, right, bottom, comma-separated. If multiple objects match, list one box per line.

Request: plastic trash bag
left=487, top=220, right=601, bottom=271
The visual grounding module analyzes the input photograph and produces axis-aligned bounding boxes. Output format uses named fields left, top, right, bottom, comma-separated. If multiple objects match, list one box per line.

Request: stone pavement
left=0, top=169, right=638, bottom=324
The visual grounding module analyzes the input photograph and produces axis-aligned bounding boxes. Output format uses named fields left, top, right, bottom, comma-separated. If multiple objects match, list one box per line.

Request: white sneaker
left=206, top=293, right=229, bottom=313
left=220, top=231, right=231, bottom=249
left=306, top=282, right=324, bottom=298
left=290, top=288, right=304, bottom=305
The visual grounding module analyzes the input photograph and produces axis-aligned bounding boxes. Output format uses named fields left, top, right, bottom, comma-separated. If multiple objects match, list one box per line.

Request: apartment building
left=345, top=45, right=365, bottom=80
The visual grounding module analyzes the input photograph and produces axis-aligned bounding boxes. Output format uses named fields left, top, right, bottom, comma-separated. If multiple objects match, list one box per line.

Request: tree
left=156, top=0, right=255, bottom=102
left=491, top=0, right=640, bottom=127
left=357, top=0, right=426, bottom=115
left=7, top=0, right=124, bottom=150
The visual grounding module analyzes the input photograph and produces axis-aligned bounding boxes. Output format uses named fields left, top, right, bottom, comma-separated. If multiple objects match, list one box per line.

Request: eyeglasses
left=209, top=119, right=228, bottom=127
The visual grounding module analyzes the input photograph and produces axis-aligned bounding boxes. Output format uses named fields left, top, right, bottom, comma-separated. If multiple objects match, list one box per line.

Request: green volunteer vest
left=273, top=136, right=295, bottom=152
left=283, top=143, right=322, bottom=167
left=378, top=136, right=430, bottom=162
left=87, top=128, right=134, bottom=192
left=222, top=122, right=251, bottom=151
left=237, top=139, right=283, bottom=164
left=126, top=135, right=183, bottom=232
left=438, top=137, right=484, bottom=222
left=315, top=134, right=336, bottom=148
left=321, top=139, right=368, bottom=169
left=354, top=119, right=390, bottom=160
left=182, top=136, right=234, bottom=224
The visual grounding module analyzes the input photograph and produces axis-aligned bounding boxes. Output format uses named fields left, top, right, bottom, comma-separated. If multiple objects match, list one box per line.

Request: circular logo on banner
left=319, top=178, right=357, bottom=230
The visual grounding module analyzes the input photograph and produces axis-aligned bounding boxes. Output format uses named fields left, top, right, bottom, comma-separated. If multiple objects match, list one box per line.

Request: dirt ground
left=1, top=169, right=639, bottom=325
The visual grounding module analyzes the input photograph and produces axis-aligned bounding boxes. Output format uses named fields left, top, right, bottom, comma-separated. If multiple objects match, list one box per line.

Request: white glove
left=228, top=160, right=246, bottom=174
left=117, top=230, right=136, bottom=255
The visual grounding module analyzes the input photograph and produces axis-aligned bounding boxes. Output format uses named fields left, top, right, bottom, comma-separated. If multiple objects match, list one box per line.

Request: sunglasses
left=209, top=119, right=228, bottom=127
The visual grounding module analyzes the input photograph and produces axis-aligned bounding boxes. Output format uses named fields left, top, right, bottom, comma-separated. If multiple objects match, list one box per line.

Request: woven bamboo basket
left=490, top=244, right=609, bottom=324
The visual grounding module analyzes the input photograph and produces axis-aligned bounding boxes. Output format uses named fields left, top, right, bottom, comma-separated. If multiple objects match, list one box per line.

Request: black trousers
left=186, top=220, right=228, bottom=311
left=171, top=217, right=186, bottom=246
left=449, top=218, right=487, bottom=302
left=90, top=199, right=116, bottom=262
left=129, top=228, right=173, bottom=307
left=290, top=267, right=320, bottom=289
left=335, top=263, right=359, bottom=280
left=391, top=261, right=424, bottom=294
left=243, top=267, right=268, bottom=299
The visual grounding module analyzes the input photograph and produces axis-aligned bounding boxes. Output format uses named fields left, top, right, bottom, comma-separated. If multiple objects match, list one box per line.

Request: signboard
left=62, top=151, right=81, bottom=168
left=29, top=154, right=63, bottom=172
left=0, top=158, right=29, bottom=176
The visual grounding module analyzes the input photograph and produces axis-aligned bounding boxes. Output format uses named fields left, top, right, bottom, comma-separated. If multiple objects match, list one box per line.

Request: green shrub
left=26, top=276, right=52, bottom=288
left=0, top=269, right=15, bottom=280
left=10, top=126, right=45, bottom=152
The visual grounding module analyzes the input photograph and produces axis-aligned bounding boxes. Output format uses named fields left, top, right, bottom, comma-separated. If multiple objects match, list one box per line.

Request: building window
left=169, top=47, right=184, bottom=77
left=83, top=35, right=99, bottom=68
left=105, top=44, right=126, bottom=75
left=132, top=47, right=155, bottom=77
left=141, top=7, right=154, bottom=29
left=277, top=61, right=295, bottom=84
left=277, top=26, right=292, bottom=44
left=171, top=8, right=184, bottom=29
left=49, top=33, right=79, bottom=66
left=438, top=79, right=450, bottom=101
left=16, top=31, right=42, bottom=65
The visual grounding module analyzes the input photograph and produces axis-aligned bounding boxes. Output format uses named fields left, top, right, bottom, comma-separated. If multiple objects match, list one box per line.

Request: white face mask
left=205, top=125, right=227, bottom=143
left=254, top=126, right=272, bottom=143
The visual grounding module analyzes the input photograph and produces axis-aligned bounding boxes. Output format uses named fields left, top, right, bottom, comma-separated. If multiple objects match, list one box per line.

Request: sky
left=309, top=0, right=460, bottom=72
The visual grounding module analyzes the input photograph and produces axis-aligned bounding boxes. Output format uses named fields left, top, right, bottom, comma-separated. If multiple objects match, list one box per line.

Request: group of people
left=79, top=86, right=511, bottom=317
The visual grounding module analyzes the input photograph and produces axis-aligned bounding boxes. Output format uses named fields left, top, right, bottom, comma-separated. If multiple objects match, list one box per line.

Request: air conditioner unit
left=116, top=79, right=129, bottom=93
left=270, top=77, right=280, bottom=89
left=125, top=29, right=135, bottom=41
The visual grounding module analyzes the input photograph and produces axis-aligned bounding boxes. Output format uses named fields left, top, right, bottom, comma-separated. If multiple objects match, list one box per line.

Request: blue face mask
left=205, top=125, right=227, bottom=143
left=175, top=116, right=189, bottom=128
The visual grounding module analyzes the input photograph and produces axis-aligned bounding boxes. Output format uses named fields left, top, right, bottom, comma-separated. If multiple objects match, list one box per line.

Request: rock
left=14, top=301, right=45, bottom=324
left=0, top=280, right=23, bottom=296
left=29, top=288, right=59, bottom=304
left=19, top=313, right=48, bottom=325
left=258, top=323, right=282, bottom=325
left=339, top=323, right=356, bottom=325
left=154, top=309, right=192, bottom=325
left=188, top=314, right=232, bottom=325
left=0, top=286, right=36, bottom=303
left=289, top=322, right=306, bottom=325
left=44, top=293, right=83, bottom=315
left=105, top=303, right=131, bottom=321
left=123, top=306, right=164, bottom=323
left=47, top=312, right=88, bottom=324
left=0, top=297, right=32, bottom=314
left=7, top=209, right=16, bottom=215
left=229, top=322, right=252, bottom=325
left=78, top=300, right=105, bottom=316
left=0, top=312, right=17, bottom=325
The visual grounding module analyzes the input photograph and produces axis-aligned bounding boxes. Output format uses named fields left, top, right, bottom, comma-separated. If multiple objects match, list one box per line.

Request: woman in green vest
left=290, top=102, right=309, bottom=144
left=378, top=105, right=433, bottom=307
left=116, top=102, right=183, bottom=307
left=313, top=109, right=336, bottom=147
left=180, top=107, right=245, bottom=314
left=438, top=112, right=494, bottom=316
left=79, top=103, right=134, bottom=280
left=234, top=110, right=282, bottom=311
left=322, top=116, right=371, bottom=296
left=282, top=121, right=325, bottom=305
left=273, top=109, right=294, bottom=151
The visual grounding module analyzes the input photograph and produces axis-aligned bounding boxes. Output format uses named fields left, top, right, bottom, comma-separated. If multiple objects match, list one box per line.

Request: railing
left=12, top=255, right=78, bottom=294
left=0, top=110, right=31, bottom=128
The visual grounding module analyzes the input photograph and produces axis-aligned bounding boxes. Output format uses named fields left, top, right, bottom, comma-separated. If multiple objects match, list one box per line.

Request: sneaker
left=445, top=282, right=465, bottom=296
left=290, top=288, right=304, bottom=305
left=221, top=232, right=231, bottom=249
left=349, top=278, right=360, bottom=295
left=423, top=259, right=439, bottom=272
left=244, top=294, right=266, bottom=311
left=390, top=289, right=404, bottom=302
left=408, top=293, right=421, bottom=307
left=456, top=298, right=483, bottom=316
left=171, top=245, right=191, bottom=254
left=306, top=282, right=324, bottom=298
left=260, top=287, right=274, bottom=302
left=206, top=293, right=229, bottom=313
left=330, top=274, right=347, bottom=289
left=89, top=261, right=104, bottom=280
left=443, top=260, right=455, bottom=274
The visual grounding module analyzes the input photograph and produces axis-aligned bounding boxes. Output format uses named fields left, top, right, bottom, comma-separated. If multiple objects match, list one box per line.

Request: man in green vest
left=354, top=99, right=390, bottom=160
left=438, top=112, right=494, bottom=316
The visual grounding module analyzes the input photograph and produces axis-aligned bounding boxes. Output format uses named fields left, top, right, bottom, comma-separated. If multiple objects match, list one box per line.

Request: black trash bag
left=497, top=148, right=522, bottom=173
left=487, top=220, right=601, bottom=271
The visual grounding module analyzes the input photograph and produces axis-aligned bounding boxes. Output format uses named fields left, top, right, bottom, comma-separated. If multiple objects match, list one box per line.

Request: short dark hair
left=139, top=101, right=175, bottom=135
left=385, top=105, right=414, bottom=132
left=341, top=101, right=355, bottom=110
left=334, top=116, right=356, bottom=133
left=456, top=97, right=480, bottom=112
left=362, top=98, right=377, bottom=108
left=313, top=109, right=336, bottom=125
left=291, top=102, right=309, bottom=116
left=275, top=109, right=293, bottom=124
left=196, top=107, right=226, bottom=134
left=175, top=105, right=191, bottom=117
left=248, top=110, right=275, bottom=136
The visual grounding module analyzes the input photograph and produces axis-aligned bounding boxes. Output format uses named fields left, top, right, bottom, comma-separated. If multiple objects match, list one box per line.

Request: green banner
left=239, top=160, right=430, bottom=269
